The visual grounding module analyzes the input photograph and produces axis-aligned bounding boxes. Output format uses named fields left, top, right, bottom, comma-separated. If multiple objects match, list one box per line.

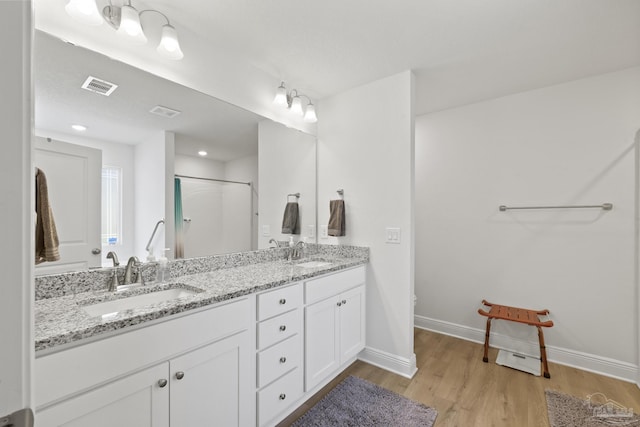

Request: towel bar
left=499, top=203, right=612, bottom=212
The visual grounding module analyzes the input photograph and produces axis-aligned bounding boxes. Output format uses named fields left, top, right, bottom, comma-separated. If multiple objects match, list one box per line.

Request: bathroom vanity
left=34, top=248, right=368, bottom=427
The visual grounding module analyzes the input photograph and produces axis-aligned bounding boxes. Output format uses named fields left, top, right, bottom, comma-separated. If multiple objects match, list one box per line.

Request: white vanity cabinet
left=304, top=266, right=366, bottom=391
left=35, top=298, right=252, bottom=427
left=255, top=283, right=304, bottom=427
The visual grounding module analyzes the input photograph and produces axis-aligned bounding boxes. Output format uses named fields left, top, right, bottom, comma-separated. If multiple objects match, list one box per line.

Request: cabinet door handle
left=279, top=356, right=287, bottom=363
left=279, top=325, right=287, bottom=332
left=157, top=379, right=168, bottom=388
left=342, top=299, right=347, bottom=305
left=279, top=393, right=286, bottom=400
left=175, top=371, right=185, bottom=380
left=337, top=302, right=342, bottom=307
left=279, top=298, right=287, bottom=305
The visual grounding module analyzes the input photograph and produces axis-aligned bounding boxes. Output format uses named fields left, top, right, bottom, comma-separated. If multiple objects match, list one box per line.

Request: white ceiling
left=34, top=31, right=264, bottom=161
left=105, top=0, right=640, bottom=114
left=35, top=0, right=640, bottom=120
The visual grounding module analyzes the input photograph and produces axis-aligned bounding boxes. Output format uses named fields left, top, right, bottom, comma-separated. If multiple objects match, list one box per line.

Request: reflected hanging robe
left=35, top=168, right=60, bottom=264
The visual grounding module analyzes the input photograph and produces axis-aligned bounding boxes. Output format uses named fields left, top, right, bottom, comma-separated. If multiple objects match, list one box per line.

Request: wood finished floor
left=278, top=328, right=640, bottom=426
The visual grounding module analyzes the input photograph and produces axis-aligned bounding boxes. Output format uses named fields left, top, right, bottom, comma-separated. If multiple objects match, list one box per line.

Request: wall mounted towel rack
left=287, top=193, right=300, bottom=202
left=499, top=203, right=613, bottom=212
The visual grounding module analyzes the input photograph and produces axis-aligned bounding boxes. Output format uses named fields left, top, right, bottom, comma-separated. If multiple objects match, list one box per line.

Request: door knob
left=91, top=248, right=102, bottom=255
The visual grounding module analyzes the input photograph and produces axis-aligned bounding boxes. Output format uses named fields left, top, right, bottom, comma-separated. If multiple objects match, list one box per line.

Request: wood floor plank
left=278, top=329, right=640, bottom=426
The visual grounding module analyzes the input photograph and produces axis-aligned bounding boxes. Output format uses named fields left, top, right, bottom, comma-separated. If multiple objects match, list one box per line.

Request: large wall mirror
left=34, top=31, right=317, bottom=275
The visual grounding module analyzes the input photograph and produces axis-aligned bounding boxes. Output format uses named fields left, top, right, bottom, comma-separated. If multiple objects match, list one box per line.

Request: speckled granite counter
left=35, top=250, right=367, bottom=353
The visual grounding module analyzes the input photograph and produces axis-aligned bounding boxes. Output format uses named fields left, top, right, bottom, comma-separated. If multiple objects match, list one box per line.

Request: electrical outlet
left=262, top=225, right=270, bottom=237
left=320, top=225, right=328, bottom=239
left=385, top=227, right=401, bottom=244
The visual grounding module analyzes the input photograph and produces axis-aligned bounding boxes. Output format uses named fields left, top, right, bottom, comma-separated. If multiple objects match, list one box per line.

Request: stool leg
left=483, top=318, right=492, bottom=363
left=537, top=326, right=550, bottom=379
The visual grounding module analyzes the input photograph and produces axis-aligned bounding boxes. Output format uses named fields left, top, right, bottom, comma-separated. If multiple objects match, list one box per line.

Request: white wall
left=134, top=132, right=170, bottom=260
left=317, top=71, right=416, bottom=377
left=415, top=66, right=640, bottom=381
left=258, top=120, right=317, bottom=247
left=225, top=155, right=259, bottom=251
left=0, top=0, right=32, bottom=415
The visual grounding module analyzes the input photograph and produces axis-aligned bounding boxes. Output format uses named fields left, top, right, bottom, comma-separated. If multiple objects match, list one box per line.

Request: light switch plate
left=385, top=227, right=401, bottom=244
left=320, top=225, right=328, bottom=239
left=262, top=225, right=270, bottom=237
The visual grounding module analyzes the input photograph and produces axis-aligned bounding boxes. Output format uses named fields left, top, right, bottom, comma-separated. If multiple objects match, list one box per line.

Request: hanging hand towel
left=328, top=199, right=345, bottom=236
left=35, top=168, right=60, bottom=264
left=281, top=202, right=300, bottom=234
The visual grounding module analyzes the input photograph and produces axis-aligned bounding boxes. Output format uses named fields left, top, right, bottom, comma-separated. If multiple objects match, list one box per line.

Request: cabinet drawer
left=305, top=266, right=365, bottom=304
left=257, top=309, right=301, bottom=350
left=257, top=283, right=302, bottom=321
left=257, top=335, right=302, bottom=388
left=257, top=368, right=303, bottom=427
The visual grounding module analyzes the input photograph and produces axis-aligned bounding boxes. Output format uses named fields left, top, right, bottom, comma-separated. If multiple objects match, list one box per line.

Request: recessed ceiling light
left=198, top=151, right=207, bottom=156
left=71, top=124, right=87, bottom=131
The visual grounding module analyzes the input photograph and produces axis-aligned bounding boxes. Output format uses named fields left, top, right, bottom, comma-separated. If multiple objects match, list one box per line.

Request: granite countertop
left=35, top=255, right=367, bottom=353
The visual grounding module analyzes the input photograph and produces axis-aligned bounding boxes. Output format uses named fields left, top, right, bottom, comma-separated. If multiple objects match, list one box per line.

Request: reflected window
left=102, top=166, right=122, bottom=246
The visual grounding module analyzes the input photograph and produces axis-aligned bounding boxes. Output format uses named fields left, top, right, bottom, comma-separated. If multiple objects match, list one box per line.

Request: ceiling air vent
left=149, top=105, right=182, bottom=119
left=81, top=76, right=118, bottom=96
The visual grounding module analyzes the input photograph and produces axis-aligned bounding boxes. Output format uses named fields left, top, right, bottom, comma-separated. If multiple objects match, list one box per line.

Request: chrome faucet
left=289, top=240, right=306, bottom=261
left=123, top=256, right=144, bottom=286
left=106, top=251, right=120, bottom=292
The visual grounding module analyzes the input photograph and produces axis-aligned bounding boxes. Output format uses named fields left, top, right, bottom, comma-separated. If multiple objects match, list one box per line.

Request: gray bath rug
left=291, top=375, right=437, bottom=426
left=546, top=389, right=640, bottom=427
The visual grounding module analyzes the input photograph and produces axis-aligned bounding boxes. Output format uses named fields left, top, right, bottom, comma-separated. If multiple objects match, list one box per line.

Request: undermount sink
left=296, top=260, right=333, bottom=269
left=82, top=286, right=199, bottom=319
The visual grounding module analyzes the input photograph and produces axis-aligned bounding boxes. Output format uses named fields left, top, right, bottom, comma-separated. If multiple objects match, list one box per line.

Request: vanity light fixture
left=65, top=0, right=184, bottom=60
left=273, top=82, right=318, bottom=123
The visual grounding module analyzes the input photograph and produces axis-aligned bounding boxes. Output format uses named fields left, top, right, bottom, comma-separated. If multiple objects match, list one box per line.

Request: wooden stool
left=478, top=299, right=554, bottom=378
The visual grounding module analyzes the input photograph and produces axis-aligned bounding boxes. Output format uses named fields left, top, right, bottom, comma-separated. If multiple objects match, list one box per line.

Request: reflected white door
left=34, top=137, right=101, bottom=274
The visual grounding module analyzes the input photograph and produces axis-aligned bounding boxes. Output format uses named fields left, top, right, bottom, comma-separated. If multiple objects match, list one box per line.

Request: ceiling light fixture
left=198, top=151, right=208, bottom=156
left=71, top=124, right=87, bottom=131
left=273, top=82, right=318, bottom=123
left=65, top=0, right=184, bottom=60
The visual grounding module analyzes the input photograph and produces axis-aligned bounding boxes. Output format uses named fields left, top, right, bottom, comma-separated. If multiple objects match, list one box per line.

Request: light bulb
left=117, top=5, right=147, bottom=44
left=157, top=24, right=184, bottom=60
left=290, top=96, right=304, bottom=116
left=304, top=104, right=318, bottom=123
left=273, top=83, right=288, bottom=107
left=65, top=0, right=103, bottom=26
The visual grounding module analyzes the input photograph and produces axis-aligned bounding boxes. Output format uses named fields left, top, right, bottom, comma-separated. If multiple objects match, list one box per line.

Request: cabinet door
left=36, top=363, right=169, bottom=427
left=339, top=285, right=366, bottom=362
left=304, top=297, right=340, bottom=391
left=170, top=331, right=251, bottom=427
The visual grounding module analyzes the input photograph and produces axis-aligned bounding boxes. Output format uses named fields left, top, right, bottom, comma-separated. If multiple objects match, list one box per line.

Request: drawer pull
left=175, top=371, right=185, bottom=380
left=279, top=393, right=286, bottom=400
left=279, top=356, right=287, bottom=363
left=279, top=298, right=287, bottom=305
left=279, top=325, right=287, bottom=332
left=157, top=379, right=168, bottom=388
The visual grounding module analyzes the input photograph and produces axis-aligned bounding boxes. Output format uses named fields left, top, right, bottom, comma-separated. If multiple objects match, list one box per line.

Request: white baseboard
left=414, top=315, right=638, bottom=383
left=358, top=347, right=418, bottom=379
